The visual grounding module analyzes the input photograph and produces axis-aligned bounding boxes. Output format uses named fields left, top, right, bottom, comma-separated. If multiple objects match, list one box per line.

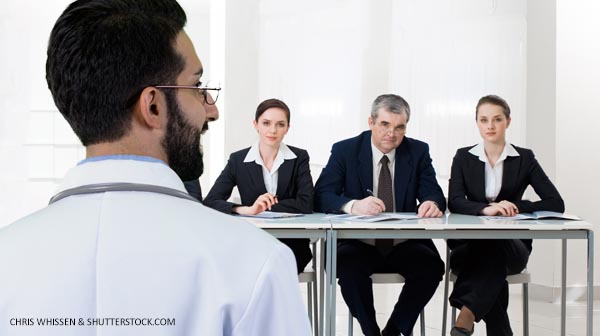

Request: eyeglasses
left=156, top=82, right=221, bottom=105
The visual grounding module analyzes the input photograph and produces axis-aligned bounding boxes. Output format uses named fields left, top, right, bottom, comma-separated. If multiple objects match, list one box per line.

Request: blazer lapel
left=276, top=159, right=294, bottom=196
left=467, top=153, right=487, bottom=203
left=393, top=142, right=412, bottom=211
left=358, top=136, right=373, bottom=198
left=496, top=155, right=521, bottom=201
left=246, top=161, right=268, bottom=194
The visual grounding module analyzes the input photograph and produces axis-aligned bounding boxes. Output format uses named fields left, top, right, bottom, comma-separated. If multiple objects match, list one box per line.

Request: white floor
left=302, top=283, right=599, bottom=336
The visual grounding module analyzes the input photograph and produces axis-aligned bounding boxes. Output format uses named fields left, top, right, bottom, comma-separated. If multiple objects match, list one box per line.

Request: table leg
left=319, top=238, right=325, bottom=336
left=587, top=231, right=594, bottom=336
left=325, top=230, right=333, bottom=336
left=330, top=230, right=338, bottom=336
left=561, top=238, right=567, bottom=336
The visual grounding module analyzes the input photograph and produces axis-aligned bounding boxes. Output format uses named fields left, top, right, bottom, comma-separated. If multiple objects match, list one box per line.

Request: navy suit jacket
left=448, top=145, right=564, bottom=215
left=204, top=145, right=314, bottom=214
left=314, top=130, right=446, bottom=213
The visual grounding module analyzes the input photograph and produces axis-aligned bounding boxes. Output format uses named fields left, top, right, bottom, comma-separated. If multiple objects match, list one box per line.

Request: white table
left=246, top=213, right=595, bottom=336
left=246, top=214, right=331, bottom=336
left=328, top=214, right=594, bottom=336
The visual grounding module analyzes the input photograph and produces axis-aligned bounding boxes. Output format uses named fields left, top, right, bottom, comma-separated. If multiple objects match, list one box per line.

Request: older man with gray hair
left=315, top=94, right=446, bottom=336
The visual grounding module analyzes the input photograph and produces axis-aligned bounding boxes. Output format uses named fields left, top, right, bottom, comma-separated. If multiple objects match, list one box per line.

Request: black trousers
left=280, top=238, right=313, bottom=274
left=337, top=239, right=444, bottom=336
left=448, top=239, right=531, bottom=336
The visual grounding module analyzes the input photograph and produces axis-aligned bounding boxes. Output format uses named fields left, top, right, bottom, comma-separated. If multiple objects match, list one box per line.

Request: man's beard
left=162, top=91, right=204, bottom=181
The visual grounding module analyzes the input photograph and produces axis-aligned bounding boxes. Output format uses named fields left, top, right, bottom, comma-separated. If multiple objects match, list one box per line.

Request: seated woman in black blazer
left=447, top=95, right=564, bottom=336
left=204, top=98, right=313, bottom=273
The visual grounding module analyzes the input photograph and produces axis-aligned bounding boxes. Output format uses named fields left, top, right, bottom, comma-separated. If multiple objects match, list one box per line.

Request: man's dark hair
left=255, top=98, right=291, bottom=123
left=476, top=94, right=511, bottom=119
left=46, top=0, right=187, bottom=145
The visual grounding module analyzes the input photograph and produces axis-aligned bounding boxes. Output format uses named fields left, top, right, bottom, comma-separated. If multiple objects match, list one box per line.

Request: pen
left=366, top=189, right=374, bottom=197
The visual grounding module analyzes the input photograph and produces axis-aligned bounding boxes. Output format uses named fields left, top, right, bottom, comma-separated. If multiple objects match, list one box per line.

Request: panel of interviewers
left=194, top=94, right=564, bottom=336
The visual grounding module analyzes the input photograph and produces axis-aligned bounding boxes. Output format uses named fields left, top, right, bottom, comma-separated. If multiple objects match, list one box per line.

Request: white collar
left=469, top=142, right=520, bottom=164
left=243, top=142, right=297, bottom=165
left=58, top=159, right=187, bottom=193
left=371, top=141, right=396, bottom=164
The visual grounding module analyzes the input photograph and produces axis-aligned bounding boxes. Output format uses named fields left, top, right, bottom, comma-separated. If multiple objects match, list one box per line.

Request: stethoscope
left=49, top=182, right=199, bottom=204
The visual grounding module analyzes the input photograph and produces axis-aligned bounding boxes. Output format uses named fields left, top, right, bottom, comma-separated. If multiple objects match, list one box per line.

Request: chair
left=347, top=273, right=426, bottom=336
left=299, top=239, right=323, bottom=336
left=441, top=247, right=530, bottom=336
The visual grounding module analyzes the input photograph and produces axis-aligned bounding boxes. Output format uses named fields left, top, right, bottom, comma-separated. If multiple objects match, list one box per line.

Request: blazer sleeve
left=416, top=144, right=447, bottom=212
left=271, top=150, right=314, bottom=214
left=314, top=143, right=353, bottom=213
left=513, top=151, right=565, bottom=213
left=183, top=179, right=203, bottom=202
left=203, top=155, right=240, bottom=214
left=448, top=150, right=489, bottom=215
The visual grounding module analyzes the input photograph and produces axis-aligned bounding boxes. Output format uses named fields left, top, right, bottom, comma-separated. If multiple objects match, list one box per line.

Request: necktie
left=376, top=155, right=394, bottom=254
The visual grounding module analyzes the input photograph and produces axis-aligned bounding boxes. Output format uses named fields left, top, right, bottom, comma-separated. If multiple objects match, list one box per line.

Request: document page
left=480, top=211, right=581, bottom=221
left=324, top=213, right=419, bottom=222
left=238, top=211, right=304, bottom=219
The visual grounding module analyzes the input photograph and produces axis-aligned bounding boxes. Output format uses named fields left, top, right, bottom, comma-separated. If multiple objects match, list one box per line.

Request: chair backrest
left=449, top=270, right=531, bottom=283
left=370, top=273, right=406, bottom=284
left=298, top=271, right=316, bottom=283
left=298, top=240, right=319, bottom=283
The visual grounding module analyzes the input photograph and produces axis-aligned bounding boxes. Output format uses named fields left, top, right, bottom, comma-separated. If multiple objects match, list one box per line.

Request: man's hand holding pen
left=350, top=189, right=386, bottom=215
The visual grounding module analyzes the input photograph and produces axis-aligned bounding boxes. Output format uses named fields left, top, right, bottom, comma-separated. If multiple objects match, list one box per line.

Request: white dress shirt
left=469, top=142, right=520, bottom=202
left=243, top=141, right=297, bottom=195
left=343, top=141, right=405, bottom=245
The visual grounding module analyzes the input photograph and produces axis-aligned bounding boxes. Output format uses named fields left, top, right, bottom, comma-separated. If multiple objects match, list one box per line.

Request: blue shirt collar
left=78, top=155, right=166, bottom=166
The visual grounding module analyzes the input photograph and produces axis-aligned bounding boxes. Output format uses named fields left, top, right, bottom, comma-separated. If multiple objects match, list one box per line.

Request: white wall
left=0, top=0, right=74, bottom=225
left=525, top=0, right=560, bottom=295
left=234, top=0, right=527, bottom=176
left=555, top=0, right=600, bottom=294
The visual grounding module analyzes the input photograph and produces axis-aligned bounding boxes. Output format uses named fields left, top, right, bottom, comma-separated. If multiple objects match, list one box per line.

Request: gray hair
left=370, top=94, right=411, bottom=121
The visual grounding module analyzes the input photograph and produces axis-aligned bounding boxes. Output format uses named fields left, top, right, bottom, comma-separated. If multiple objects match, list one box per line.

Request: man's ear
left=136, top=86, right=166, bottom=129
left=368, top=116, right=375, bottom=129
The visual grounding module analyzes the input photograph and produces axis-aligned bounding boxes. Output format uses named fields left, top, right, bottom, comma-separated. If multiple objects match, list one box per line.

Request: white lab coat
left=0, top=158, right=311, bottom=336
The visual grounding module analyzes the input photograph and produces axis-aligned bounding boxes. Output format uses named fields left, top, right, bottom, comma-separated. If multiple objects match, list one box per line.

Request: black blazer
left=314, top=130, right=446, bottom=213
left=448, top=144, right=564, bottom=216
left=183, top=179, right=203, bottom=201
left=204, top=145, right=314, bottom=214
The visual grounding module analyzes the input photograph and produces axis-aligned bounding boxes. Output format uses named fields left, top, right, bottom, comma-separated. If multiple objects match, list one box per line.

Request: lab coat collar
left=58, top=158, right=187, bottom=193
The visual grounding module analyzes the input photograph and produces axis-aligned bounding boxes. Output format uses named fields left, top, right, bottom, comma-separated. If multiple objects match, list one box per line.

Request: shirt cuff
left=341, top=200, right=356, bottom=214
left=419, top=200, right=439, bottom=210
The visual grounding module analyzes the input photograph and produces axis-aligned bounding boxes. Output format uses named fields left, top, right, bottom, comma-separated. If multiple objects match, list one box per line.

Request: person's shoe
left=450, top=325, right=474, bottom=336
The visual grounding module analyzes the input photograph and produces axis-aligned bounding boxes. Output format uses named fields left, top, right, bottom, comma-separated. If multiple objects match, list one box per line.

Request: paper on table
left=237, top=211, right=304, bottom=219
left=324, top=212, right=419, bottom=222
left=480, top=211, right=581, bottom=221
